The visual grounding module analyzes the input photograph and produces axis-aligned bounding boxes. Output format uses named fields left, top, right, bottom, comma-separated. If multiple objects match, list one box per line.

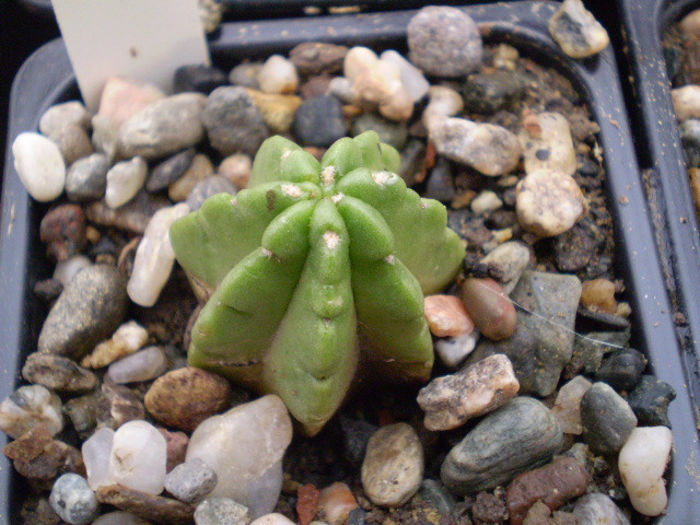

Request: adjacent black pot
left=1, top=2, right=698, bottom=523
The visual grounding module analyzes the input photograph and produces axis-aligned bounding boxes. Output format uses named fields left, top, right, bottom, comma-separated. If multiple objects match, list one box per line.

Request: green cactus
left=170, top=131, right=465, bottom=435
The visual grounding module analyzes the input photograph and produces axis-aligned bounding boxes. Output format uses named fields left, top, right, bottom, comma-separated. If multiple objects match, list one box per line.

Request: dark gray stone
left=186, top=175, right=236, bottom=211
left=420, top=479, right=456, bottom=516
left=627, top=375, right=676, bottom=427
left=292, top=95, right=347, bottom=147
left=462, top=70, right=525, bottom=114
left=202, top=86, right=269, bottom=155
left=467, top=271, right=582, bottom=396
left=38, top=265, right=127, bottom=358
left=146, top=148, right=196, bottom=192
left=681, top=119, right=700, bottom=168
left=398, top=139, right=426, bottom=186
left=174, top=65, right=227, bottom=95
left=573, top=493, right=630, bottom=525
left=424, top=158, right=455, bottom=203
left=351, top=113, right=407, bottom=149
left=571, top=330, right=631, bottom=375
left=65, top=153, right=109, bottom=202
left=580, top=382, right=637, bottom=455
left=339, top=415, right=378, bottom=466
left=49, top=473, right=99, bottom=525
left=595, top=348, right=647, bottom=391
left=440, top=397, right=563, bottom=495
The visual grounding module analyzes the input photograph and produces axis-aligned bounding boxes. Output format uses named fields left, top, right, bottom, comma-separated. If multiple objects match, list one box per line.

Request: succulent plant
left=170, top=131, right=465, bottom=434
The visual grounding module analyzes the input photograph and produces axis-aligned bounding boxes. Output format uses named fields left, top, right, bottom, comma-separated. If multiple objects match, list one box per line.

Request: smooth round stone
left=595, top=348, right=647, bottom=391
left=435, top=330, right=480, bottom=368
left=53, top=255, right=92, bottom=287
left=229, top=62, right=262, bottom=89
left=146, top=148, right=196, bottom=192
left=105, top=156, right=148, bottom=208
left=462, top=70, right=525, bottom=114
left=202, top=86, right=269, bottom=155
left=258, top=55, right=299, bottom=94
left=407, top=6, right=482, bottom=77
left=40, top=101, right=92, bottom=140
left=548, top=0, right=610, bottom=58
left=109, top=420, right=167, bottom=495
left=343, top=46, right=379, bottom=82
left=317, top=482, right=359, bottom=525
left=471, top=190, right=503, bottom=215
left=618, top=426, right=673, bottom=516
left=361, top=423, right=423, bottom=507
left=424, top=294, right=474, bottom=338
left=54, top=124, right=94, bottom=165
left=0, top=384, right=64, bottom=438
left=22, top=352, right=97, bottom=393
left=516, top=169, right=588, bottom=237
left=174, top=64, right=227, bottom=95
left=165, top=458, right=218, bottom=503
left=521, top=112, right=577, bottom=176
left=351, top=112, right=407, bottom=149
left=627, top=375, right=676, bottom=427
left=186, top=175, right=237, bottom=211
left=107, top=346, right=168, bottom=384
left=441, top=397, right=563, bottom=494
left=680, top=119, right=700, bottom=168
left=551, top=375, right=592, bottom=435
left=118, top=93, right=207, bottom=159
left=671, top=85, right=700, bottom=121
left=573, top=493, right=630, bottom=525
left=460, top=278, right=517, bottom=341
left=194, top=497, right=250, bottom=525
left=380, top=49, right=429, bottom=102
left=479, top=241, right=531, bottom=295
left=580, top=382, right=637, bottom=455
left=219, top=153, right=252, bottom=189
left=49, top=473, right=99, bottom=525
left=12, top=132, right=66, bottom=201
left=293, top=96, right=347, bottom=147
left=420, top=479, right=456, bottom=516
left=66, top=153, right=109, bottom=201
left=580, top=277, right=618, bottom=314
left=82, top=427, right=115, bottom=490
left=290, top=42, right=348, bottom=76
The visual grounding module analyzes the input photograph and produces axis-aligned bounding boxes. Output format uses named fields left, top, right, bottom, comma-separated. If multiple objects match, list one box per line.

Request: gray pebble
left=441, top=397, right=563, bottom=495
left=293, top=95, right=347, bottom=147
left=202, top=86, right=269, bottom=155
left=580, top=382, right=637, bottom=455
left=571, top=329, right=630, bottom=374
left=186, top=175, right=236, bottom=211
left=146, top=148, right=196, bottom=192
left=627, top=375, right=676, bottom=427
left=49, top=473, right=99, bottom=525
left=38, top=264, right=128, bottom=358
left=573, top=493, right=630, bottom=525
left=66, top=153, right=109, bottom=201
left=40, top=101, right=92, bottom=141
left=339, top=415, right=378, bottom=466
left=351, top=113, right=407, bottom=149
left=22, top=352, right=97, bottom=393
left=165, top=458, right=218, bottom=503
left=54, top=124, right=94, bottom=165
left=85, top=191, right=170, bottom=234
left=194, top=497, right=250, bottom=525
left=399, top=139, right=426, bottom=185
left=595, top=348, right=647, bottom=391
left=462, top=70, right=525, bottom=114
left=174, top=65, right=227, bottom=95
left=480, top=241, right=531, bottom=295
left=424, top=157, right=455, bottom=203
left=228, top=62, right=262, bottom=89
left=419, top=479, right=456, bottom=516
left=408, top=6, right=482, bottom=77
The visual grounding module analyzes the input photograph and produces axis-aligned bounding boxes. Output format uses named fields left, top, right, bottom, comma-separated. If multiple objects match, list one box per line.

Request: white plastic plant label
left=51, top=0, right=210, bottom=110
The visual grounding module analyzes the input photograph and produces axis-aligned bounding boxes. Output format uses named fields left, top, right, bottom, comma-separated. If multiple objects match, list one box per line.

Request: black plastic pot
left=1, top=2, right=698, bottom=523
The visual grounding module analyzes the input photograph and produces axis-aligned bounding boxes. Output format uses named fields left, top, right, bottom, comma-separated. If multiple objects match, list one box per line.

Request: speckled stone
left=49, top=473, right=99, bottom=525
left=627, top=375, right=676, bottom=427
left=22, top=353, right=97, bottom=393
left=96, top=484, right=195, bottom=524
left=66, top=153, right=109, bottom=202
left=580, top=382, right=637, bottom=455
left=462, top=70, right=525, bottom=113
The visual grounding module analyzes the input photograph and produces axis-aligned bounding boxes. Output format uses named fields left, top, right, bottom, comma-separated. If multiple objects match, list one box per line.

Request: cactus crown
left=170, top=131, right=465, bottom=435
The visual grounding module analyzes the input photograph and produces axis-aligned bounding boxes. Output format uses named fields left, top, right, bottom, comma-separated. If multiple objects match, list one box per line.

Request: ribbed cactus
left=170, top=131, right=465, bottom=435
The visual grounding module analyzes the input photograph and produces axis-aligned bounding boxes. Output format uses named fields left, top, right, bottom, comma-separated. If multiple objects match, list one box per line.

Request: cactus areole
left=170, top=131, right=465, bottom=435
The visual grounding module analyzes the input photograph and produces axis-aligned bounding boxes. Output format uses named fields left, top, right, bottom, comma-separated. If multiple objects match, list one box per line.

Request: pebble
left=92, top=511, right=150, bottom=525
left=109, top=420, right=167, bottom=494
left=82, top=320, right=149, bottom=369
left=618, top=426, right=672, bottom=516
left=571, top=329, right=629, bottom=375
left=97, top=77, right=165, bottom=130
left=96, top=484, right=194, bottom=524
left=627, top=375, right=676, bottom=427
left=165, top=458, right=218, bottom=504
left=506, top=457, right=588, bottom=525
left=407, top=6, right=482, bottom=77
left=258, top=55, right=299, bottom=94
left=186, top=395, right=293, bottom=518
left=435, top=330, right=480, bottom=368
left=551, top=376, right=592, bottom=434
left=471, top=190, right=503, bottom=215
left=3, top=423, right=53, bottom=463
left=127, top=202, right=190, bottom=307
left=293, top=96, right=347, bottom=147
left=219, top=153, right=252, bottom=189
left=49, top=473, right=99, bottom=525
left=548, top=0, right=610, bottom=58
left=361, top=423, right=423, bottom=507
left=580, top=382, right=637, bottom=455
left=86, top=191, right=169, bottom=234
left=38, top=264, right=127, bottom=357
left=424, top=157, right=455, bottom=202
left=399, top=139, right=427, bottom=185
left=12, top=435, right=84, bottom=483
left=22, top=352, right=97, bottom=393
left=301, top=75, right=336, bottom=99
left=246, top=89, right=303, bottom=134
left=64, top=392, right=106, bottom=439
left=460, top=278, right=517, bottom=341
left=202, top=86, right=269, bottom=155
left=54, top=124, right=94, bottom=165
left=522, top=502, right=577, bottom=525
left=107, top=346, right=169, bottom=384
left=672, top=85, right=700, bottom=121
left=250, top=514, right=296, bottom=525
left=105, top=156, right=148, bottom=208
left=82, top=427, right=115, bottom=490
left=168, top=153, right=214, bottom=202
left=680, top=119, right=700, bottom=167
left=91, top=114, right=120, bottom=162
left=194, top=497, right=250, bottom=525
left=419, top=479, right=456, bottom=516
left=553, top=221, right=596, bottom=272
left=327, top=76, right=356, bottom=104
left=316, top=482, right=358, bottom=525
left=521, top=112, right=577, bottom=176
left=431, top=118, right=522, bottom=176
left=66, top=153, right=109, bottom=201
left=146, top=148, right=196, bottom=192
left=290, top=42, right=347, bottom=76
left=479, top=241, right=531, bottom=294
left=12, top=132, right=66, bottom=202
left=40, top=204, right=87, bottom=261
left=441, top=397, right=563, bottom=494
left=462, top=70, right=525, bottom=113
left=0, top=384, right=64, bottom=438
left=187, top=175, right=237, bottom=211
left=40, top=101, right=91, bottom=141
left=351, top=112, right=407, bottom=149
left=580, top=277, right=618, bottom=314
left=339, top=415, right=377, bottom=466
left=573, top=493, right=630, bottom=525
left=229, top=62, right=262, bottom=89
left=423, top=86, right=464, bottom=133
left=101, top=382, right=145, bottom=429
left=417, top=354, right=519, bottom=430
left=680, top=9, right=700, bottom=40
left=424, top=294, right=474, bottom=338
left=174, top=64, right=227, bottom=95
left=343, top=46, right=379, bottom=82
left=595, top=348, right=647, bottom=391
left=380, top=50, right=430, bottom=102
left=516, top=169, right=588, bottom=237
left=145, top=367, right=232, bottom=432
left=494, top=43, right=520, bottom=70
left=159, top=428, right=190, bottom=473
left=198, top=0, right=224, bottom=33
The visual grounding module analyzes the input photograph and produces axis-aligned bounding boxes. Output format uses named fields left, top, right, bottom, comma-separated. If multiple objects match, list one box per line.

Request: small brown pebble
left=39, top=204, right=87, bottom=261
left=96, top=484, right=195, bottom=524
left=472, top=491, right=508, bottom=524
left=523, top=501, right=577, bottom=525
left=100, top=382, right=145, bottom=428
left=424, top=295, right=475, bottom=337
left=85, top=191, right=170, bottom=234
left=580, top=278, right=617, bottom=314
left=13, top=439, right=85, bottom=485
left=218, top=153, right=252, bottom=189
left=158, top=427, right=189, bottom=473
left=460, top=278, right=517, bottom=341
left=289, top=42, right=348, bottom=75
left=3, top=424, right=53, bottom=462
left=318, top=482, right=359, bottom=525
left=297, top=483, right=320, bottom=525
left=22, top=352, right=98, bottom=393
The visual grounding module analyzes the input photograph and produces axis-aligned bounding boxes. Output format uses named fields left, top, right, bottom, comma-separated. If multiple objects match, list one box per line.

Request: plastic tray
left=1, top=2, right=698, bottom=523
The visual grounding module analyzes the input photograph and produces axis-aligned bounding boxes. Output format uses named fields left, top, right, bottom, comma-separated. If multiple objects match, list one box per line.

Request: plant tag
left=51, top=0, right=210, bottom=110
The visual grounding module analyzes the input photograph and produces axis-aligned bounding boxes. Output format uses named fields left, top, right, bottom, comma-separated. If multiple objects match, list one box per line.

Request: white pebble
left=109, top=420, right=167, bottom=495
left=435, top=330, right=480, bottom=368
left=343, top=46, right=379, bottom=82
left=0, top=384, right=64, bottom=438
left=12, top=132, right=66, bottom=202
left=672, top=85, right=700, bottom=122
left=82, top=427, right=115, bottom=490
left=521, top=112, right=577, bottom=176
left=258, top=55, right=299, bottom=94
left=53, top=256, right=92, bottom=287
left=107, top=345, right=168, bottom=384
left=471, top=190, right=503, bottom=215
left=380, top=50, right=429, bottom=103
left=250, top=514, right=296, bottom=525
left=127, top=202, right=190, bottom=307
left=105, top=156, right=148, bottom=208
left=92, top=512, right=146, bottom=525
left=423, top=86, right=464, bottom=135
left=551, top=375, right=592, bottom=434
left=618, top=426, right=673, bottom=516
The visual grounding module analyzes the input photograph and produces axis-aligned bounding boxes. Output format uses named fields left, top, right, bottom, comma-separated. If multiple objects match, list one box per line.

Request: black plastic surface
left=1, top=2, right=699, bottom=523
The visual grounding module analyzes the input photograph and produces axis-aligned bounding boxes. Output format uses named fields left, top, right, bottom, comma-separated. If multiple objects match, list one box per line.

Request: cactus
left=170, top=131, right=465, bottom=435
